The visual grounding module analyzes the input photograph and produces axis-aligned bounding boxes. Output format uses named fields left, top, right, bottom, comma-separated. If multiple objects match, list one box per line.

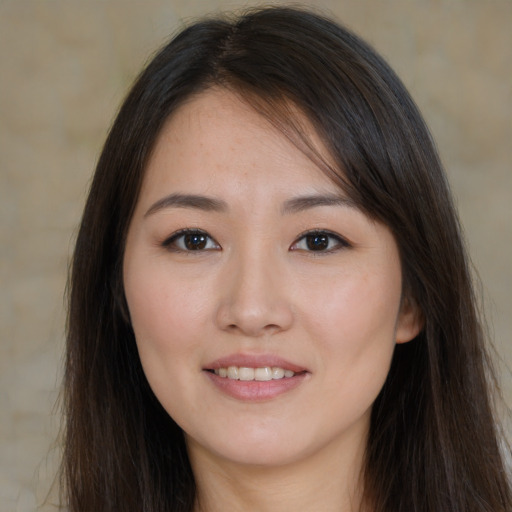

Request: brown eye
left=163, top=230, right=220, bottom=252
left=291, top=230, right=349, bottom=253
left=184, top=233, right=208, bottom=250
left=305, top=233, right=329, bottom=251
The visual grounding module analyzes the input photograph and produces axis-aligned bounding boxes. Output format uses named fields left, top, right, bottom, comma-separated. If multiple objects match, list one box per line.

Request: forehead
left=141, top=88, right=344, bottom=203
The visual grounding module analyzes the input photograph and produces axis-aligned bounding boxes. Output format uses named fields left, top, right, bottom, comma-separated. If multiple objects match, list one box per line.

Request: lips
left=203, top=354, right=308, bottom=401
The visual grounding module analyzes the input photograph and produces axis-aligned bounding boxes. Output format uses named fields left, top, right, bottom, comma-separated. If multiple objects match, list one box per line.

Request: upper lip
left=204, top=353, right=308, bottom=373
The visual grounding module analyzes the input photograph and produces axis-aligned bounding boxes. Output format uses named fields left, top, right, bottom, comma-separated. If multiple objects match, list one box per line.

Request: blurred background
left=1, top=1, right=511, bottom=510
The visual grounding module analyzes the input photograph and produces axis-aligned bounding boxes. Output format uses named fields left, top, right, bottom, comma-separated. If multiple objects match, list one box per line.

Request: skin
left=123, top=88, right=422, bottom=512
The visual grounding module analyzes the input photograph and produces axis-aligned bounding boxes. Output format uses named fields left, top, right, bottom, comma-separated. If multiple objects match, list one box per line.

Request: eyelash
left=290, top=229, right=351, bottom=253
left=161, top=229, right=350, bottom=253
left=162, top=229, right=220, bottom=252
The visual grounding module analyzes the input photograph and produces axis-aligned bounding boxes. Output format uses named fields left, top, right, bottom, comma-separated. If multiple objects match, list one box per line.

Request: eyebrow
left=144, top=192, right=357, bottom=217
left=144, top=193, right=228, bottom=217
left=281, top=193, right=357, bottom=214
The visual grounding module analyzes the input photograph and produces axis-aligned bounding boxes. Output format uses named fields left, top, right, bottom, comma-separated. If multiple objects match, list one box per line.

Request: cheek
left=305, top=267, right=401, bottom=344
left=125, top=254, right=209, bottom=331
left=124, top=267, right=211, bottom=423
left=303, top=269, right=401, bottom=401
left=123, top=262, right=211, bottom=378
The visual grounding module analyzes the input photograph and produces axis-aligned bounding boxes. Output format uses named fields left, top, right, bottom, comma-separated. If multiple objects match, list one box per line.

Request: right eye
left=162, top=229, right=220, bottom=252
left=290, top=229, right=350, bottom=253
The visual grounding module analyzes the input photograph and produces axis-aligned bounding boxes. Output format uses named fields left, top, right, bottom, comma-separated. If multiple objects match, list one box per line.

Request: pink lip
left=203, top=353, right=309, bottom=402
left=204, top=371, right=308, bottom=401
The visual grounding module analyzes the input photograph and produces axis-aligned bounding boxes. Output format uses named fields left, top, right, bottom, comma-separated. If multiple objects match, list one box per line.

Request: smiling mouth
left=208, top=366, right=301, bottom=381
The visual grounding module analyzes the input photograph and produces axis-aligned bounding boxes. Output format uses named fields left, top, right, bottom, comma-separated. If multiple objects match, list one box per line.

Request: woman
left=62, top=6, right=511, bottom=511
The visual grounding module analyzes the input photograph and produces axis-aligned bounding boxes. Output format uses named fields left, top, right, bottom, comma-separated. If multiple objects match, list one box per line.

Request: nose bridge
left=215, top=241, right=293, bottom=336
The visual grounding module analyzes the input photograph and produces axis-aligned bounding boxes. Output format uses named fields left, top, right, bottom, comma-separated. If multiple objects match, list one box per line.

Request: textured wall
left=1, top=1, right=511, bottom=510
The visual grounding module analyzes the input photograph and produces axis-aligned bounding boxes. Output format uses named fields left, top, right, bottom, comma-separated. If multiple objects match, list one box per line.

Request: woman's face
left=123, top=88, right=420, bottom=468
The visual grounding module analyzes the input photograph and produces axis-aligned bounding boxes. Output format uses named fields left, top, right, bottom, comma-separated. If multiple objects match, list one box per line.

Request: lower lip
left=204, top=371, right=308, bottom=401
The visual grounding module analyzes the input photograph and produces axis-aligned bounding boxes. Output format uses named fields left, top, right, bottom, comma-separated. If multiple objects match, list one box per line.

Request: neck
left=188, top=432, right=367, bottom=512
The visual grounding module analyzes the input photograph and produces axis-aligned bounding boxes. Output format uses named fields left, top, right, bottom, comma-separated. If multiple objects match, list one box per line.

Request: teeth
left=227, top=366, right=238, bottom=379
left=213, top=366, right=296, bottom=380
left=272, top=367, right=285, bottom=379
left=239, top=367, right=254, bottom=381
left=254, top=367, right=272, bottom=381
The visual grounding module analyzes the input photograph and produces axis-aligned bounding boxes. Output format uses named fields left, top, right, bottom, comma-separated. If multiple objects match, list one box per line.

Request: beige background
left=1, top=1, right=511, bottom=510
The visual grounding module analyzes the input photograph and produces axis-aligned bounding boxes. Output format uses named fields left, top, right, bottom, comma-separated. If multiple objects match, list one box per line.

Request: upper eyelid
left=289, top=229, right=352, bottom=253
left=293, top=229, right=350, bottom=244
left=162, top=228, right=220, bottom=248
left=162, top=228, right=198, bottom=244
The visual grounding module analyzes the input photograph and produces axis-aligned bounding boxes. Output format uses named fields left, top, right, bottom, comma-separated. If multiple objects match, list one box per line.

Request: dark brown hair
left=62, top=6, right=511, bottom=511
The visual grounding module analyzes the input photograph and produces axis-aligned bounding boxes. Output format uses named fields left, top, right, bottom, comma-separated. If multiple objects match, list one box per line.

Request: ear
left=395, top=296, right=424, bottom=344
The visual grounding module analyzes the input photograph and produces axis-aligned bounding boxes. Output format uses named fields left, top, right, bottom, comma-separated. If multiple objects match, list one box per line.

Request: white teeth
left=254, top=367, right=272, bottom=381
left=271, top=367, right=285, bottom=379
left=213, top=366, right=296, bottom=380
left=239, top=367, right=255, bottom=381
left=227, top=366, right=239, bottom=379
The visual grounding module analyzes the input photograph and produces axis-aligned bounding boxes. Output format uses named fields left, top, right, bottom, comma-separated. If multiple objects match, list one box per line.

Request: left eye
left=291, top=231, right=348, bottom=252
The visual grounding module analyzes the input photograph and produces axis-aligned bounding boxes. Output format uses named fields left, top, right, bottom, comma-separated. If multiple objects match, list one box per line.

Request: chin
left=186, top=422, right=337, bottom=470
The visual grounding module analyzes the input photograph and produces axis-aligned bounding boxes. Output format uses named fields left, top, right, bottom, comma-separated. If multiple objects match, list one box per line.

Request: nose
left=215, top=251, right=294, bottom=337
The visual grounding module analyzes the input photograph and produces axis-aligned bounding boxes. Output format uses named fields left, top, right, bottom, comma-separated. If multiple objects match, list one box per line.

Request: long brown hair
left=62, top=6, right=511, bottom=511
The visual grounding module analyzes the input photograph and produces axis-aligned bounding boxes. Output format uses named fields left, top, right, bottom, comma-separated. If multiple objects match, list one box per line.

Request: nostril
left=225, top=322, right=283, bottom=335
